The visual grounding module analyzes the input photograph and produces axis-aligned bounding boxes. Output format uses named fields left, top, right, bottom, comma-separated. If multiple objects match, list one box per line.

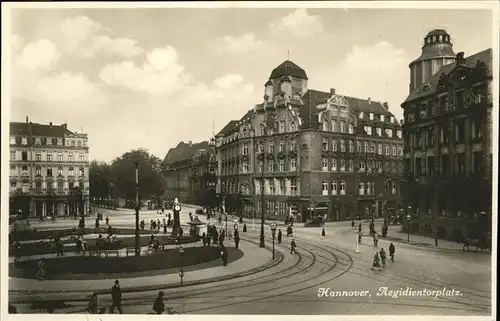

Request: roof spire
left=287, top=49, right=290, bottom=60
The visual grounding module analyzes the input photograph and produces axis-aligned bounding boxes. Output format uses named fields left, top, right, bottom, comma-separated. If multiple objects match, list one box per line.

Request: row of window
left=322, top=139, right=403, bottom=156
left=407, top=117, right=484, bottom=150
left=406, top=90, right=485, bottom=123
left=10, top=181, right=85, bottom=193
left=11, top=165, right=86, bottom=177
left=254, top=178, right=299, bottom=196
left=10, top=136, right=87, bottom=147
left=10, top=151, right=87, bottom=162
left=321, top=180, right=398, bottom=196
left=222, top=158, right=298, bottom=174
left=359, top=111, right=396, bottom=123
left=410, top=151, right=484, bottom=178
left=322, top=158, right=403, bottom=173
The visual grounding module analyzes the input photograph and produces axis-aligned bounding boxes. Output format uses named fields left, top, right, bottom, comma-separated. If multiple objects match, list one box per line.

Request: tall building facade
left=216, top=60, right=404, bottom=222
left=401, top=29, right=493, bottom=240
left=163, top=140, right=217, bottom=206
left=9, top=118, right=90, bottom=218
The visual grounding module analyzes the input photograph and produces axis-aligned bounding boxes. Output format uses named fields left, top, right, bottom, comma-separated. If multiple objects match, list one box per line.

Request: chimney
left=63, top=123, right=67, bottom=129
left=368, top=97, right=371, bottom=105
left=26, top=116, right=28, bottom=123
left=456, top=52, right=465, bottom=65
left=330, top=88, right=336, bottom=95
left=383, top=102, right=389, bottom=110
left=49, top=122, right=53, bottom=127
left=189, top=140, right=192, bottom=147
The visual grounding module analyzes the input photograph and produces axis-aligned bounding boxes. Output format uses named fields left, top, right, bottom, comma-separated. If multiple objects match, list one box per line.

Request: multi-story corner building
left=163, top=140, right=217, bottom=207
left=215, top=60, right=404, bottom=222
left=9, top=118, right=90, bottom=218
left=401, top=29, right=493, bottom=240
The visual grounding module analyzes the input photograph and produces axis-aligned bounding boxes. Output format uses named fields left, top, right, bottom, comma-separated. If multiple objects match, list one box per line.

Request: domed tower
left=264, top=60, right=308, bottom=102
left=409, top=29, right=456, bottom=93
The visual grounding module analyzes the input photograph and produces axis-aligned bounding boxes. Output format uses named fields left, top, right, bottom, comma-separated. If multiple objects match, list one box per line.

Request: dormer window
left=322, top=120, right=329, bottom=131
left=359, top=112, right=364, bottom=119
left=290, top=121, right=297, bottom=132
left=340, top=121, right=346, bottom=133
left=380, top=115, right=385, bottom=122
left=386, top=129, right=393, bottom=138
left=376, top=127, right=382, bottom=136
left=369, top=113, right=374, bottom=120
left=364, top=126, right=372, bottom=136
left=348, top=123, right=354, bottom=134
left=279, top=120, right=285, bottom=133
left=390, top=116, right=394, bottom=123
left=35, top=137, right=41, bottom=145
left=396, top=130, right=402, bottom=139
left=21, top=137, right=28, bottom=145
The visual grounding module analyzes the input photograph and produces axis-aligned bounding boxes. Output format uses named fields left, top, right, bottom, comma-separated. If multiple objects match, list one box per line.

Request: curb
left=9, top=237, right=284, bottom=304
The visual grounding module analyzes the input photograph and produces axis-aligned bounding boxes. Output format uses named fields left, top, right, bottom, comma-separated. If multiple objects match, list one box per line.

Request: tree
left=109, top=149, right=166, bottom=207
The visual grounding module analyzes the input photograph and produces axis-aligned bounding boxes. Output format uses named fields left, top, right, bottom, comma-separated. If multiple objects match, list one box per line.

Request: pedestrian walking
left=380, top=248, right=387, bottom=268
left=358, top=223, right=362, bottom=234
left=140, top=220, right=145, bottom=231
left=150, top=233, right=155, bottom=246
left=371, top=252, right=381, bottom=271
left=152, top=291, right=165, bottom=314
left=106, top=216, right=109, bottom=225
left=109, top=280, right=123, bottom=314
left=321, top=227, right=326, bottom=238
left=351, top=219, right=355, bottom=229
left=234, top=230, right=240, bottom=249
left=389, top=243, right=395, bottom=262
left=358, top=231, right=362, bottom=244
left=163, top=223, right=167, bottom=235
left=277, top=229, right=282, bottom=244
left=207, top=233, right=211, bottom=247
left=202, top=232, right=207, bottom=247
left=36, top=258, right=45, bottom=280
left=86, top=292, right=98, bottom=314
left=373, top=233, right=378, bottom=247
left=157, top=219, right=161, bottom=231
left=290, top=238, right=297, bottom=254
left=56, top=238, right=64, bottom=256
left=243, top=223, right=247, bottom=234
left=13, top=241, right=21, bottom=263
left=95, top=217, right=99, bottom=229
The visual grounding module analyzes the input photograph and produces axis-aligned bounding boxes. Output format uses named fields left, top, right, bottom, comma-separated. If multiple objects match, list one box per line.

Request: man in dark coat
left=95, top=217, right=99, bottom=228
left=109, top=280, right=123, bottom=314
left=290, top=238, right=297, bottom=254
left=152, top=291, right=165, bottom=314
left=389, top=243, right=395, bottom=262
left=234, top=230, right=240, bottom=249
left=277, top=229, right=282, bottom=244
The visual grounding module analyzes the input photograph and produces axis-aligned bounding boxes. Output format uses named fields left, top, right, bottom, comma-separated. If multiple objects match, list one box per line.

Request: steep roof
left=163, top=141, right=210, bottom=165
left=300, top=89, right=394, bottom=129
left=216, top=120, right=239, bottom=137
left=269, top=60, right=308, bottom=80
left=404, top=48, right=492, bottom=103
left=10, top=122, right=69, bottom=137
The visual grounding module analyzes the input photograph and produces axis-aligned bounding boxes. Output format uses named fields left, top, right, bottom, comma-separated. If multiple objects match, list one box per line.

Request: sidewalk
left=9, top=236, right=278, bottom=297
left=369, top=221, right=467, bottom=251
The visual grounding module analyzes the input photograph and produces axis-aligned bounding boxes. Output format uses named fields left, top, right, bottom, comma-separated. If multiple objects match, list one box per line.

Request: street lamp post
left=178, top=245, right=185, bottom=284
left=270, top=222, right=277, bottom=260
left=80, top=186, right=85, bottom=235
left=176, top=168, right=180, bottom=201
left=406, top=213, right=412, bottom=243
left=135, top=162, right=140, bottom=257
left=259, top=149, right=266, bottom=248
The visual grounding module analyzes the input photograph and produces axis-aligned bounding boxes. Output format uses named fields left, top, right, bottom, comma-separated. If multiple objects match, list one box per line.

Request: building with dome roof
left=215, top=59, right=404, bottom=222
left=401, top=29, right=492, bottom=241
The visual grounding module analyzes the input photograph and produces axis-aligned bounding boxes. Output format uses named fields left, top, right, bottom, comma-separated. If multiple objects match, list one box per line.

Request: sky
left=8, top=6, right=494, bottom=162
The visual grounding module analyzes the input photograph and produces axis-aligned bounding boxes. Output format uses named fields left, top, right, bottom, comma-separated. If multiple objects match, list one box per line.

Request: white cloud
left=15, top=39, right=61, bottom=70
left=214, top=74, right=244, bottom=89
left=99, top=46, right=190, bottom=95
left=316, top=41, right=409, bottom=122
left=270, top=9, right=323, bottom=37
left=57, top=15, right=143, bottom=58
left=217, top=33, right=264, bottom=53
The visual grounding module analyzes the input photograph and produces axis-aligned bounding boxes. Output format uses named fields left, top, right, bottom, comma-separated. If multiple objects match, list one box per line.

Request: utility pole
left=135, top=162, right=140, bottom=256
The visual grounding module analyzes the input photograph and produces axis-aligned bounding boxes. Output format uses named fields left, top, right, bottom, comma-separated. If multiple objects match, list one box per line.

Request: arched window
left=290, top=121, right=297, bottom=132
left=348, top=123, right=354, bottom=134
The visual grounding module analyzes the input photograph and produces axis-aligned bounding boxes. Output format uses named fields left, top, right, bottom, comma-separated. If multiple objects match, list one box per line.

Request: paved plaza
left=9, top=205, right=492, bottom=315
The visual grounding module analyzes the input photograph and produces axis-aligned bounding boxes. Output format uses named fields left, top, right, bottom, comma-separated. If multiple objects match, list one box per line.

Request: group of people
left=371, top=243, right=396, bottom=271
left=86, top=280, right=169, bottom=315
